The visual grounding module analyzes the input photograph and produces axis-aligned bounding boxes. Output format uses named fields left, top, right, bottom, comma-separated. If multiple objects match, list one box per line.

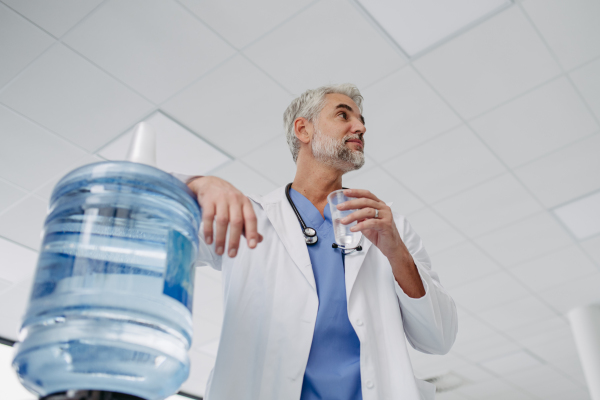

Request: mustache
left=344, top=134, right=364, bottom=145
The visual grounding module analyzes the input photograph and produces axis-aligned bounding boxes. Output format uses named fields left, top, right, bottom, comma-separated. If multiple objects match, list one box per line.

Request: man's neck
left=291, top=156, right=344, bottom=218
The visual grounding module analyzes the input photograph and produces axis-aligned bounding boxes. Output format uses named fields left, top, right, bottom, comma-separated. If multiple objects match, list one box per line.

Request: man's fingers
left=202, top=203, right=215, bottom=245
left=341, top=208, right=382, bottom=225
left=343, top=188, right=381, bottom=202
left=227, top=204, right=244, bottom=257
left=338, top=197, right=381, bottom=211
left=242, top=201, right=259, bottom=248
left=214, top=202, right=229, bottom=256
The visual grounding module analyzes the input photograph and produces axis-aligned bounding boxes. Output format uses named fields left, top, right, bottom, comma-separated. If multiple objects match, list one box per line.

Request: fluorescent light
left=554, top=191, right=600, bottom=240
left=354, top=0, right=512, bottom=57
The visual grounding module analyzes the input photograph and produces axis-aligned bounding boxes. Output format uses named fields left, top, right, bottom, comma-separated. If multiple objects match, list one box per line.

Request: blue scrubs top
left=289, top=188, right=362, bottom=400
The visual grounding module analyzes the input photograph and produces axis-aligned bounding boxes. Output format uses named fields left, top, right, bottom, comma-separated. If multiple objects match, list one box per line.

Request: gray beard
left=311, top=127, right=365, bottom=173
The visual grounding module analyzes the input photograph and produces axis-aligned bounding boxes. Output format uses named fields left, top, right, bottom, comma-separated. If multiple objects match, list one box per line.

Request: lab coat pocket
left=415, top=377, right=436, bottom=400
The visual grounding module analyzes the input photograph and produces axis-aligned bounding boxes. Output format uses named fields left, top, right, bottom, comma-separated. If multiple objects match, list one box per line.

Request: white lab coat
left=196, top=186, right=458, bottom=400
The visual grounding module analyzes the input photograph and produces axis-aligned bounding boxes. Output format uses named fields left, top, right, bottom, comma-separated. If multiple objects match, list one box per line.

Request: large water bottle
left=12, top=125, right=203, bottom=400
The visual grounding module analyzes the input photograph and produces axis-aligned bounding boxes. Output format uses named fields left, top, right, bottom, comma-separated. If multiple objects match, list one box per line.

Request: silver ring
left=374, top=209, right=379, bottom=219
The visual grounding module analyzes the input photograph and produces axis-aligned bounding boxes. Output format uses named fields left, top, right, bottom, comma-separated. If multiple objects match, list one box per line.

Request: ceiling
left=1, top=0, right=600, bottom=398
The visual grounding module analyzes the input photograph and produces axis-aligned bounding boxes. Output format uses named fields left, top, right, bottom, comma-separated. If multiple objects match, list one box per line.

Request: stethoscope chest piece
left=303, top=227, right=318, bottom=245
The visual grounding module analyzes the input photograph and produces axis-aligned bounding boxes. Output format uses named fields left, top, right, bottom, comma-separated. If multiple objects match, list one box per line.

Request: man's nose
left=352, top=118, right=366, bottom=135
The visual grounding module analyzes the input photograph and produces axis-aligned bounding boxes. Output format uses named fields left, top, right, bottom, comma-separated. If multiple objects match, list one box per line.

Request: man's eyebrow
left=335, top=103, right=365, bottom=125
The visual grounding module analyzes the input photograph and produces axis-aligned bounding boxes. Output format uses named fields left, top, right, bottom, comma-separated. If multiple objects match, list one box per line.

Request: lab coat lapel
left=344, top=237, right=373, bottom=300
left=249, top=188, right=316, bottom=292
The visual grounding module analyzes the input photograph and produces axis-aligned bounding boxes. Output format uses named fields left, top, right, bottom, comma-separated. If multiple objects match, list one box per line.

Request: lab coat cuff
left=393, top=260, right=437, bottom=324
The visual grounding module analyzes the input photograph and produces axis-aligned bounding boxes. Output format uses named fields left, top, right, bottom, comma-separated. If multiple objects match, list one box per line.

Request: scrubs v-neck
left=289, top=188, right=362, bottom=400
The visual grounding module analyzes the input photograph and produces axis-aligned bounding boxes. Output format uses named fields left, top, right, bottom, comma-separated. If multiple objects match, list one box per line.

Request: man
left=185, top=84, right=457, bottom=400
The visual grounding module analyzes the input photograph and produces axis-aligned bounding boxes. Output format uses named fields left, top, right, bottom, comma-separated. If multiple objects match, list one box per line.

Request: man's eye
left=340, top=112, right=347, bottom=119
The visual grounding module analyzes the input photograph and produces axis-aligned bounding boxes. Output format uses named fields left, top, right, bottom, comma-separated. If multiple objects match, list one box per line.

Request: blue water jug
left=12, top=161, right=202, bottom=400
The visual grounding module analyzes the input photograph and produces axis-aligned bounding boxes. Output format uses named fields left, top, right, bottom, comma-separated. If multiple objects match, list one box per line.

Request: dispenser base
left=41, top=391, right=145, bottom=400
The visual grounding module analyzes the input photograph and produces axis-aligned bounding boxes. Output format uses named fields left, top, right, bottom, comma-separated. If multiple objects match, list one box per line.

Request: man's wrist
left=185, top=175, right=205, bottom=186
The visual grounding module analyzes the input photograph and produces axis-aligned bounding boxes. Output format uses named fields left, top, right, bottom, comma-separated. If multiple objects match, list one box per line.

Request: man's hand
left=187, top=176, right=263, bottom=257
left=337, top=188, right=425, bottom=298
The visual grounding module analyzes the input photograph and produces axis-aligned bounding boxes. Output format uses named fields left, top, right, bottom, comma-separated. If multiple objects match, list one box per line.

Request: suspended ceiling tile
left=243, top=0, right=407, bottom=95
left=0, top=276, right=33, bottom=323
left=523, top=0, right=600, bottom=71
left=192, top=318, right=221, bottom=349
left=450, top=271, right=530, bottom=313
left=509, top=245, right=598, bottom=292
left=382, top=125, right=505, bottom=204
left=451, top=364, right=495, bottom=384
left=452, top=331, right=520, bottom=363
left=537, top=271, right=600, bottom=313
left=240, top=134, right=302, bottom=187
left=478, top=296, right=556, bottom=332
left=504, top=315, right=570, bottom=348
left=344, top=167, right=425, bottom=215
left=432, top=174, right=542, bottom=238
left=550, top=356, right=589, bottom=387
left=0, top=44, right=154, bottom=152
left=474, top=212, right=573, bottom=267
left=451, top=315, right=497, bottom=347
left=0, top=237, right=37, bottom=284
left=514, top=133, right=600, bottom=208
left=485, top=390, right=536, bottom=400
left=98, top=112, right=230, bottom=176
left=471, top=77, right=599, bottom=168
left=33, top=154, right=104, bottom=201
left=0, top=105, right=87, bottom=191
left=0, top=180, right=27, bottom=214
left=361, top=66, right=462, bottom=162
left=580, top=235, right=600, bottom=265
left=413, top=6, right=561, bottom=119
left=162, top=55, right=291, bottom=158
left=428, top=241, right=500, bottom=289
left=570, top=57, right=600, bottom=121
left=405, top=208, right=464, bottom=254
left=2, top=0, right=103, bottom=38
left=178, top=0, right=314, bottom=49
left=480, top=350, right=543, bottom=376
left=504, top=365, right=585, bottom=399
left=209, top=160, right=278, bottom=197
left=0, top=196, right=47, bottom=251
left=0, top=3, right=54, bottom=88
left=455, top=377, right=514, bottom=399
left=63, top=0, right=235, bottom=104
left=526, top=333, right=579, bottom=363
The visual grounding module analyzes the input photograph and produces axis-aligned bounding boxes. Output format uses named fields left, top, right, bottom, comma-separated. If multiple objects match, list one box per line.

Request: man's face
left=311, top=93, right=366, bottom=173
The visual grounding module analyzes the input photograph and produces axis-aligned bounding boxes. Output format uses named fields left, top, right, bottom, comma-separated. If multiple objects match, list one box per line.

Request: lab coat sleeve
left=171, top=173, right=223, bottom=271
left=393, top=216, right=458, bottom=355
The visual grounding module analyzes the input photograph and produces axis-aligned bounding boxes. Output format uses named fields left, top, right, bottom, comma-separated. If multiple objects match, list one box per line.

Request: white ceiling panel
left=551, top=355, right=588, bottom=387
left=570, top=57, right=600, bottom=121
left=0, top=179, right=27, bottom=213
left=0, top=44, right=154, bottom=152
left=581, top=235, right=600, bottom=265
left=451, top=363, right=495, bottom=384
left=405, top=208, right=464, bottom=254
left=0, top=105, right=87, bottom=191
left=361, top=66, right=461, bottom=162
left=509, top=245, right=598, bottom=292
left=98, top=112, right=231, bottom=176
left=477, top=296, right=556, bottom=332
left=180, top=347, right=215, bottom=397
left=177, top=0, right=314, bottom=49
left=240, top=134, right=301, bottom=187
left=449, top=271, right=530, bottom=313
left=480, top=350, right=543, bottom=375
left=0, top=237, right=37, bottom=284
left=434, top=392, right=470, bottom=400
left=455, top=376, right=514, bottom=399
left=413, top=6, right=561, bottom=119
left=471, top=77, right=598, bottom=168
left=243, top=0, right=407, bottom=94
left=162, top=55, right=291, bottom=158
left=0, top=276, right=32, bottom=326
left=63, top=0, right=236, bottom=104
left=408, top=350, right=468, bottom=378
left=523, top=0, right=600, bottom=71
left=474, top=212, right=573, bottom=267
left=2, top=0, right=103, bottom=38
left=451, top=331, right=520, bottom=363
left=0, top=196, right=47, bottom=250
left=0, top=3, right=54, bottom=88
left=382, top=125, right=505, bottom=203
left=33, top=154, right=104, bottom=201
left=537, top=272, right=600, bottom=313
left=485, top=390, right=536, bottom=400
left=526, top=333, right=579, bottom=363
left=451, top=315, right=497, bottom=348
left=433, top=174, right=542, bottom=238
left=209, top=160, right=278, bottom=197
left=192, top=318, right=221, bottom=349
left=428, top=241, right=500, bottom=289
left=504, top=315, right=569, bottom=347
left=344, top=167, right=425, bottom=215
left=514, top=133, right=600, bottom=208
left=504, top=365, right=586, bottom=399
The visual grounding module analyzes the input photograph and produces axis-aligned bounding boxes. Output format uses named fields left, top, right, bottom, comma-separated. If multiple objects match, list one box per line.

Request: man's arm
left=186, top=176, right=263, bottom=258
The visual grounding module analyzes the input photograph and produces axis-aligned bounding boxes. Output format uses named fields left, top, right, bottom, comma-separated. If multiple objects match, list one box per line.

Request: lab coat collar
left=249, top=186, right=374, bottom=297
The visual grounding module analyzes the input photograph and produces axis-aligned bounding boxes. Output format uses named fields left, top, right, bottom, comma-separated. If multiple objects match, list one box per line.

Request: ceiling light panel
left=354, top=0, right=512, bottom=57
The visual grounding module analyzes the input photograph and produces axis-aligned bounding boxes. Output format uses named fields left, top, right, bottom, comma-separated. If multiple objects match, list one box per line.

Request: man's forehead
left=324, top=93, right=358, bottom=109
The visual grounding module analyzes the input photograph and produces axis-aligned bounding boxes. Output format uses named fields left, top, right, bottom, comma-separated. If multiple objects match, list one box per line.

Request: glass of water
left=328, top=189, right=362, bottom=248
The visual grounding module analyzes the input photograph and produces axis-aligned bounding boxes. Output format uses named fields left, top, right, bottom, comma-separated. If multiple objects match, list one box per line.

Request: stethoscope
left=285, top=183, right=363, bottom=254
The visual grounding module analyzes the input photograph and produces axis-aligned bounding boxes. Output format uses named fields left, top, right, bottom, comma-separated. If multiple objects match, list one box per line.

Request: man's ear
left=294, top=117, right=312, bottom=145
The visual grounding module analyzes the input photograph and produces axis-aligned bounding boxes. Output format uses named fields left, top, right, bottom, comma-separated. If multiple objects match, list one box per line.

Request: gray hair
left=283, top=83, right=363, bottom=163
